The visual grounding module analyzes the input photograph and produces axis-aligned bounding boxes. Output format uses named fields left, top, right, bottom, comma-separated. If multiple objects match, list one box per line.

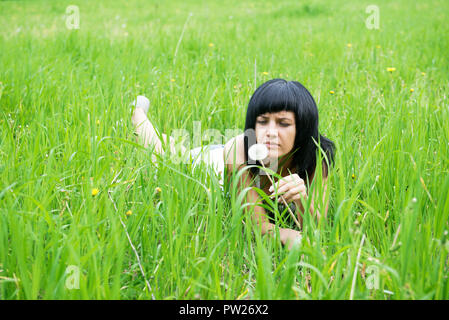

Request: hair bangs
left=248, top=79, right=300, bottom=118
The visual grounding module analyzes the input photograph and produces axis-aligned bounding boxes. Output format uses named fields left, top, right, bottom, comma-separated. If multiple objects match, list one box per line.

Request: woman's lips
left=265, top=143, right=279, bottom=148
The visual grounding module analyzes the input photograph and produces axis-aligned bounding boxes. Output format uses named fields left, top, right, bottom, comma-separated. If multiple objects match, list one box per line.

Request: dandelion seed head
left=248, top=144, right=268, bottom=161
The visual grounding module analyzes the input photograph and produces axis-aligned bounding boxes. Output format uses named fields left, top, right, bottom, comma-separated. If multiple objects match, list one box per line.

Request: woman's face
left=255, top=111, right=296, bottom=162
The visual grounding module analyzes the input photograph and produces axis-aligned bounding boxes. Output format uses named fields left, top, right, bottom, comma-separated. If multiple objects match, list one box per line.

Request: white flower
left=248, top=143, right=268, bottom=161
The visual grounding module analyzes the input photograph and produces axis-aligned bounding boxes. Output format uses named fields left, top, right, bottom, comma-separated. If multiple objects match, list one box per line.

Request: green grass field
left=1, top=0, right=448, bottom=299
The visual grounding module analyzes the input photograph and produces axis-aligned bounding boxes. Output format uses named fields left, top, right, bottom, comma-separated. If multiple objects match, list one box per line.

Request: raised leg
left=131, top=107, right=187, bottom=157
left=132, top=107, right=164, bottom=153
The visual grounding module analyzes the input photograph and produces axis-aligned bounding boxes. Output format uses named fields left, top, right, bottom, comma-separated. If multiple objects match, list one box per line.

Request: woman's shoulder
left=223, top=134, right=246, bottom=169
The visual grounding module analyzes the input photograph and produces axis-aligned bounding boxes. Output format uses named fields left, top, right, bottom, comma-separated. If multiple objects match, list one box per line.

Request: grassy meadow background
left=1, top=0, right=449, bottom=299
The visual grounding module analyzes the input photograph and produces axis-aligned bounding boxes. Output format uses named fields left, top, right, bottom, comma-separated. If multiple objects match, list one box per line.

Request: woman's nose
left=267, top=121, right=278, bottom=134
left=266, top=128, right=278, bottom=139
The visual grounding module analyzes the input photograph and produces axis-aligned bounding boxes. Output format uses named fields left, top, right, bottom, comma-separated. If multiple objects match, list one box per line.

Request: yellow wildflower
left=91, top=188, right=100, bottom=196
left=421, top=72, right=426, bottom=76
left=170, top=79, right=175, bottom=82
left=208, top=43, right=214, bottom=47
left=410, top=88, right=414, bottom=92
left=347, top=43, right=352, bottom=48
left=376, top=45, right=381, bottom=49
left=155, top=187, right=162, bottom=193
left=262, top=72, right=269, bottom=75
left=125, top=210, right=132, bottom=217
left=329, top=90, right=335, bottom=94
left=351, top=174, right=356, bottom=180
left=387, top=67, right=396, bottom=72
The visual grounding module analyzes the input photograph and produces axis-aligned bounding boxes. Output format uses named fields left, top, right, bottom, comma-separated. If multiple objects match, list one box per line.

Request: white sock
left=132, top=95, right=150, bottom=115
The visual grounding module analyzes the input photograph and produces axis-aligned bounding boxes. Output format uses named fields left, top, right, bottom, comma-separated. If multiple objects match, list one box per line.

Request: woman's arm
left=297, top=163, right=330, bottom=223
left=237, top=169, right=302, bottom=249
left=224, top=135, right=302, bottom=249
left=225, top=162, right=301, bottom=248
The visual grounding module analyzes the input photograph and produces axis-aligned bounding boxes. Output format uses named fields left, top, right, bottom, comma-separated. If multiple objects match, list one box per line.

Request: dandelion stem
left=258, top=161, right=302, bottom=230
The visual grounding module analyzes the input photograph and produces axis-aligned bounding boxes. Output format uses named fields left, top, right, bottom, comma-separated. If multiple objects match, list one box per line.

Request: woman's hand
left=279, top=228, right=302, bottom=250
left=269, top=173, right=307, bottom=208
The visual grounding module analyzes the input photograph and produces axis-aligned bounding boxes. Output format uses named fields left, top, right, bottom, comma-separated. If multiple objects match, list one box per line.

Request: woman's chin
left=261, top=155, right=280, bottom=166
left=267, top=150, right=282, bottom=159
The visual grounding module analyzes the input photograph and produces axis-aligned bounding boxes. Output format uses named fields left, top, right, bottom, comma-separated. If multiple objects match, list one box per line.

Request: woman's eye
left=257, top=120, right=290, bottom=127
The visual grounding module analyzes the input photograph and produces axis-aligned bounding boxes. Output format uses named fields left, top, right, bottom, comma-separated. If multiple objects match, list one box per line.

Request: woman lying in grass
left=131, top=78, right=335, bottom=249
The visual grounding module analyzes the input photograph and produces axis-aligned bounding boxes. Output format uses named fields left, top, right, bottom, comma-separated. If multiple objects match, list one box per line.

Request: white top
left=189, top=144, right=225, bottom=189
